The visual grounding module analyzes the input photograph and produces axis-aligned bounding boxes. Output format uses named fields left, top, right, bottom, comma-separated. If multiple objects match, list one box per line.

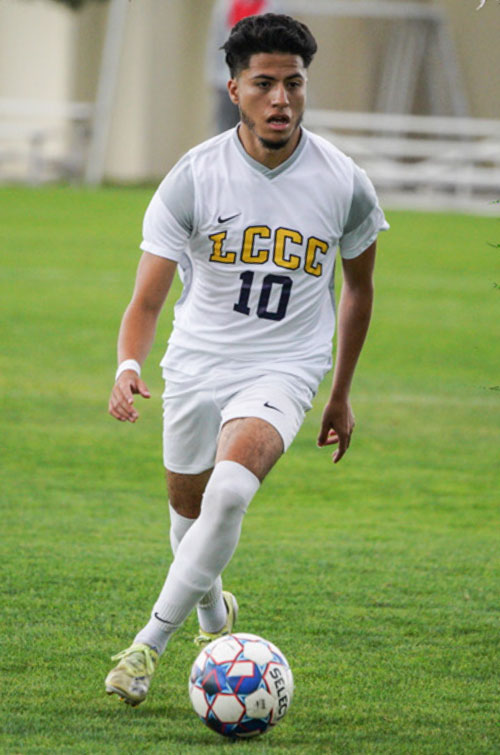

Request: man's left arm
left=317, top=241, right=376, bottom=463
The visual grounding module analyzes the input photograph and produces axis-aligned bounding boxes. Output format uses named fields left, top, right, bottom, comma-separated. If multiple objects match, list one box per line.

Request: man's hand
left=317, top=398, right=355, bottom=463
left=108, top=370, right=151, bottom=423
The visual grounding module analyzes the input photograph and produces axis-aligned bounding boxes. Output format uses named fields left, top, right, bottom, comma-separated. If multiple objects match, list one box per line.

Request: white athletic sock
left=135, top=461, right=259, bottom=654
left=168, top=503, right=193, bottom=552
left=169, top=504, right=226, bottom=633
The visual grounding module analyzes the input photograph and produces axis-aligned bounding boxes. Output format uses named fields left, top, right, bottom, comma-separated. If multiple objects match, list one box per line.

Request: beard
left=240, top=108, right=303, bottom=151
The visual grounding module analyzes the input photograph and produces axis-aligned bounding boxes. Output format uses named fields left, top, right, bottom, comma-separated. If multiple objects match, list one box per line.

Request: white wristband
left=115, top=359, right=141, bottom=381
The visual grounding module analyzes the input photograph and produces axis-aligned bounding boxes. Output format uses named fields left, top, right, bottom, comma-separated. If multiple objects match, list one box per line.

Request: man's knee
left=206, top=476, right=250, bottom=518
left=201, top=460, right=260, bottom=521
left=166, top=467, right=212, bottom=518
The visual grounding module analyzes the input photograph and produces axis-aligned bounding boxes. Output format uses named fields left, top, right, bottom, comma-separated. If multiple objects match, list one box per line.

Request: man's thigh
left=219, top=372, right=312, bottom=458
left=216, top=417, right=283, bottom=481
left=215, top=372, right=313, bottom=481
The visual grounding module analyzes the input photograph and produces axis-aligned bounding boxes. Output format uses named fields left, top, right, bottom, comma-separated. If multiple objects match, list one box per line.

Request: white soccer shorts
left=161, top=368, right=314, bottom=474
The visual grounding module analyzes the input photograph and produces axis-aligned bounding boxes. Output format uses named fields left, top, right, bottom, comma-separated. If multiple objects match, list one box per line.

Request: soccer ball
left=188, top=632, right=293, bottom=739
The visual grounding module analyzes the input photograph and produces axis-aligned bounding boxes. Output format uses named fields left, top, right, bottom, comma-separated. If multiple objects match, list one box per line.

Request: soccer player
left=105, top=13, right=389, bottom=706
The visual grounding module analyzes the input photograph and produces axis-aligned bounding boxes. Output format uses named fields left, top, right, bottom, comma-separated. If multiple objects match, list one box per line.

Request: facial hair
left=240, top=108, right=303, bottom=151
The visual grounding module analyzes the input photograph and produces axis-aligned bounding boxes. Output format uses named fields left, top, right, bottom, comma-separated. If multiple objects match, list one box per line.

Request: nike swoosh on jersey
left=264, top=401, right=284, bottom=413
left=217, top=212, right=241, bottom=224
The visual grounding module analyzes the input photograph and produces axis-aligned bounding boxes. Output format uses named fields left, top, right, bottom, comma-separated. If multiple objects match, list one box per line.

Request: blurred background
left=1, top=0, right=499, bottom=212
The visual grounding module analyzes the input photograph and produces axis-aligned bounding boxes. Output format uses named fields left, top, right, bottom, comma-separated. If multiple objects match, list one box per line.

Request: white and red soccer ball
left=188, top=632, right=293, bottom=739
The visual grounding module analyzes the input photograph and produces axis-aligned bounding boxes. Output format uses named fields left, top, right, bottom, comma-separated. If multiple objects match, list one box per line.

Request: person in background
left=207, top=0, right=284, bottom=132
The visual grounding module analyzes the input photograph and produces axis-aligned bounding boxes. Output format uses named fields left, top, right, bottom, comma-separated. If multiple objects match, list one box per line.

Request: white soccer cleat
left=105, top=643, right=159, bottom=706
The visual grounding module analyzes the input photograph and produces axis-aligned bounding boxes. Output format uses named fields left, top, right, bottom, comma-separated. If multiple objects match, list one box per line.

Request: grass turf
left=1, top=186, right=499, bottom=754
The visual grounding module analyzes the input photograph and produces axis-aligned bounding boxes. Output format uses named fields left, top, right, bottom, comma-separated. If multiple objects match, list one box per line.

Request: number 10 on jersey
left=233, top=272, right=293, bottom=322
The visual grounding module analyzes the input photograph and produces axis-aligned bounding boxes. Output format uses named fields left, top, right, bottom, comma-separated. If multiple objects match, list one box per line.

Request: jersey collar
left=232, top=126, right=307, bottom=179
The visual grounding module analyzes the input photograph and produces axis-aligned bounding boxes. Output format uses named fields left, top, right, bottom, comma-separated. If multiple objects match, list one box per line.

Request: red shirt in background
left=228, top=0, right=268, bottom=27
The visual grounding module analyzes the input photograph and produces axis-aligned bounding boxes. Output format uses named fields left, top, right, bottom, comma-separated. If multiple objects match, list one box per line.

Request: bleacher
left=0, top=98, right=93, bottom=184
left=306, top=109, right=500, bottom=214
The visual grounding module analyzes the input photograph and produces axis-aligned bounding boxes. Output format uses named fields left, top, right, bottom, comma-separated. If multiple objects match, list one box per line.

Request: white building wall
left=0, top=0, right=75, bottom=101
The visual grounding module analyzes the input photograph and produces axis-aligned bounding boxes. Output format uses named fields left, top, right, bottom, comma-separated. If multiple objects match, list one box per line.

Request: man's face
left=228, top=52, right=307, bottom=153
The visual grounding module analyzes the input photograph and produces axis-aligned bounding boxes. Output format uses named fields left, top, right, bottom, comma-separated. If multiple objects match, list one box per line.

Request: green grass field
left=1, top=186, right=499, bottom=754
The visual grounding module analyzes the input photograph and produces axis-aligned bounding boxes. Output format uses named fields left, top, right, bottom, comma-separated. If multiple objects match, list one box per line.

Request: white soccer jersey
left=140, top=127, right=389, bottom=387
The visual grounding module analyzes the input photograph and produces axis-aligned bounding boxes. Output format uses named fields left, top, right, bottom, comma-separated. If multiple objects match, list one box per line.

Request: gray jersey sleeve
left=140, top=154, right=194, bottom=261
left=339, top=163, right=389, bottom=259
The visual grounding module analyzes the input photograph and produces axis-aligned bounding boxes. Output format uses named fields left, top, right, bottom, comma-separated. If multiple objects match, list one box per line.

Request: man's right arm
left=108, top=252, right=177, bottom=423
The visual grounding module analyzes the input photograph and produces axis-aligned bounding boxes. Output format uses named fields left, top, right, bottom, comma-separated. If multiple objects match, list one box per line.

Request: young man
left=106, top=13, right=388, bottom=706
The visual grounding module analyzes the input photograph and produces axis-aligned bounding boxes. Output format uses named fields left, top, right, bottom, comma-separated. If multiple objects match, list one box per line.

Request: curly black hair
left=222, top=13, right=318, bottom=77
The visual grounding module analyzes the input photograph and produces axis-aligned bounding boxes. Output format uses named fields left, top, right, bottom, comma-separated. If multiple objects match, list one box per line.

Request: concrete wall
left=1, top=0, right=499, bottom=182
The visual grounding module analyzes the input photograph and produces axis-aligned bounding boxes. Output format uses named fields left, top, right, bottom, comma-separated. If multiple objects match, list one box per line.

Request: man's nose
left=272, top=83, right=289, bottom=106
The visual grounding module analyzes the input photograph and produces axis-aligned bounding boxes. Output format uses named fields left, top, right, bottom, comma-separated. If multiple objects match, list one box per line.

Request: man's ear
left=227, top=78, right=239, bottom=105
